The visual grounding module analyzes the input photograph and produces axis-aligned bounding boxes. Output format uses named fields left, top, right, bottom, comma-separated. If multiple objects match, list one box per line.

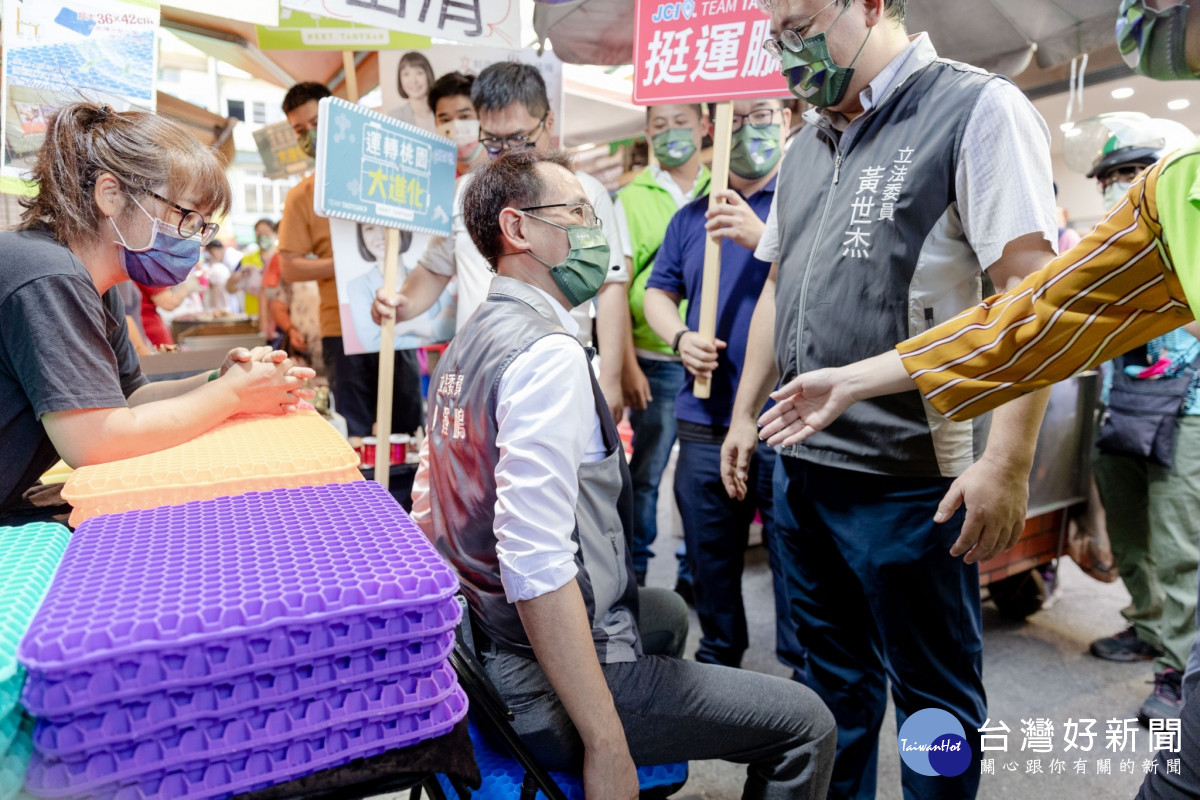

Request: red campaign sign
left=632, top=0, right=789, bottom=105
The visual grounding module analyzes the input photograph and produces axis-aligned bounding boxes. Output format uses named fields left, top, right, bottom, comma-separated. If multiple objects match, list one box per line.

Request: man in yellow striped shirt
left=758, top=141, right=1200, bottom=799
left=757, top=148, right=1196, bottom=435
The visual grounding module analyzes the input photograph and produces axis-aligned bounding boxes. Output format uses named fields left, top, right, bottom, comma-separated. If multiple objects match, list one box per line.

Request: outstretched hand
left=757, top=367, right=856, bottom=447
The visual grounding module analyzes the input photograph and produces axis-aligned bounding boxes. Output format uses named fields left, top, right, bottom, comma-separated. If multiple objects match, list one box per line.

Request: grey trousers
left=1136, top=537, right=1200, bottom=797
left=481, top=587, right=837, bottom=800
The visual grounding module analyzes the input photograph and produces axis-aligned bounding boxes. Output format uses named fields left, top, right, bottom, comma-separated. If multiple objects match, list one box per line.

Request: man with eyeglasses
left=277, top=82, right=424, bottom=459
left=640, top=97, right=806, bottom=679
left=411, top=146, right=836, bottom=800
left=736, top=2, right=1200, bottom=795
left=720, top=1, right=1060, bottom=796
left=373, top=62, right=630, bottom=421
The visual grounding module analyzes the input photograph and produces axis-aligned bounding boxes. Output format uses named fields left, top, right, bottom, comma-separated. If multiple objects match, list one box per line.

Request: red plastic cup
left=389, top=434, right=409, bottom=465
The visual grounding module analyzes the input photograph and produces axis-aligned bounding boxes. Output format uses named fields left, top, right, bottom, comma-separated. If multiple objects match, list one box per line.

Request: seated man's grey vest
left=425, top=276, right=641, bottom=663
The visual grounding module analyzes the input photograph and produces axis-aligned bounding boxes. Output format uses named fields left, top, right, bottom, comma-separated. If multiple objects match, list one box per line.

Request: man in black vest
left=407, top=149, right=837, bottom=800
left=723, top=1, right=1060, bottom=797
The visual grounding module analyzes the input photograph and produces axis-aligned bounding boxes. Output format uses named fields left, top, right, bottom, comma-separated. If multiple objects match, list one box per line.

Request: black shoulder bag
left=1096, top=354, right=1200, bottom=469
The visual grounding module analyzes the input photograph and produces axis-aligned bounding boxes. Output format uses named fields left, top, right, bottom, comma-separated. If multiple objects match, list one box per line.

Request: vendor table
left=233, top=719, right=478, bottom=800
left=170, top=315, right=258, bottom=344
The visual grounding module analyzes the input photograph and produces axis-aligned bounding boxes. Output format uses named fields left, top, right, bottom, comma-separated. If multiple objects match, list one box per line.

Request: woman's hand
left=220, top=356, right=311, bottom=415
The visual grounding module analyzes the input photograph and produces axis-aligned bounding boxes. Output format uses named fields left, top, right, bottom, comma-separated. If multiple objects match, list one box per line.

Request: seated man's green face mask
left=1118, top=0, right=1200, bottom=80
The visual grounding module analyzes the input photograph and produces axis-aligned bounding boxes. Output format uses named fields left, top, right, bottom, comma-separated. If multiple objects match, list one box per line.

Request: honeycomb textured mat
left=34, top=658, right=457, bottom=758
left=21, top=603, right=460, bottom=717
left=0, top=674, right=22, bottom=720
left=60, top=411, right=361, bottom=525
left=436, top=721, right=687, bottom=800
left=0, top=525, right=71, bottom=683
left=0, top=716, right=33, bottom=800
left=25, top=686, right=467, bottom=799
left=20, top=482, right=457, bottom=675
left=0, top=712, right=19, bottom=761
left=31, top=676, right=463, bottom=786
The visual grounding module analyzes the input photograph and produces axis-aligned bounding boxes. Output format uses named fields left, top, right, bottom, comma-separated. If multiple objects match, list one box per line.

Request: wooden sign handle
left=342, top=51, right=359, bottom=103
left=373, top=228, right=400, bottom=486
left=693, top=101, right=733, bottom=399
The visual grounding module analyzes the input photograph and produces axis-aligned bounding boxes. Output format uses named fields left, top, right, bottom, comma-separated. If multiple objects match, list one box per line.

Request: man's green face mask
left=778, top=2, right=872, bottom=108
left=652, top=127, right=698, bottom=168
left=520, top=213, right=611, bottom=308
left=730, top=123, right=784, bottom=179
left=1117, top=0, right=1200, bottom=80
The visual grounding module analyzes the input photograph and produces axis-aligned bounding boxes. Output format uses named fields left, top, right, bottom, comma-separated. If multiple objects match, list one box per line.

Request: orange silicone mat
left=61, top=411, right=361, bottom=526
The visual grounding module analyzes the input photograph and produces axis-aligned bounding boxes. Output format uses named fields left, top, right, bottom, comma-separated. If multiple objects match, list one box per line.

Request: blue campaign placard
left=313, top=97, right=455, bottom=237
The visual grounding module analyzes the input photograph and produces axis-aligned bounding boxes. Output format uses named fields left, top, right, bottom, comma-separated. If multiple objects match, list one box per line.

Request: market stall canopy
left=906, top=0, right=1117, bottom=76
left=159, top=4, right=645, bottom=147
left=161, top=7, right=352, bottom=89
left=534, top=0, right=1119, bottom=78
left=155, top=91, right=239, bottom=163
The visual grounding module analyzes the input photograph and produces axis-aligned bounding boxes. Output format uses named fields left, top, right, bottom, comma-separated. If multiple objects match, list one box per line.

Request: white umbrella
left=535, top=0, right=1119, bottom=77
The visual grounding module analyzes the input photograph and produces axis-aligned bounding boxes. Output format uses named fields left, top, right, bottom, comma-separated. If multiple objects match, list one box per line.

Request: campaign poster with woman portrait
left=331, top=217, right=456, bottom=355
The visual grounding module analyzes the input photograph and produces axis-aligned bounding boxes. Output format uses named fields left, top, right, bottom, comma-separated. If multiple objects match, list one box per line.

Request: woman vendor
left=0, top=103, right=313, bottom=525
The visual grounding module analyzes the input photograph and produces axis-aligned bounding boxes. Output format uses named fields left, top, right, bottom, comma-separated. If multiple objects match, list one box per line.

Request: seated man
left=408, top=149, right=836, bottom=799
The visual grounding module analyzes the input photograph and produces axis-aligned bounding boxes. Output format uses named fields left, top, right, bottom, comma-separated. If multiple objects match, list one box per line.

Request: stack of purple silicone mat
left=16, top=482, right=466, bottom=800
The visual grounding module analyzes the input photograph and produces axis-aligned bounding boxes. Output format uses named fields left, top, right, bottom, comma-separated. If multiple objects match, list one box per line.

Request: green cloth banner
left=256, top=10, right=430, bottom=50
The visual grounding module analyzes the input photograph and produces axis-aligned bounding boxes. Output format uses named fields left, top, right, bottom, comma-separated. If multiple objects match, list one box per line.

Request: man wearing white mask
left=430, top=72, right=487, bottom=178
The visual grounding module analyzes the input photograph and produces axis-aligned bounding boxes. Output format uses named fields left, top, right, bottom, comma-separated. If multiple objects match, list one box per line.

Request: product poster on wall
left=1, top=0, right=159, bottom=194
left=331, top=218, right=457, bottom=355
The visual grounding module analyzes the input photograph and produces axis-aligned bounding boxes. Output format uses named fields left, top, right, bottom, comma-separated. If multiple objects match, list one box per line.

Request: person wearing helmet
left=1070, top=114, right=1200, bottom=728
left=1090, top=135, right=1173, bottom=208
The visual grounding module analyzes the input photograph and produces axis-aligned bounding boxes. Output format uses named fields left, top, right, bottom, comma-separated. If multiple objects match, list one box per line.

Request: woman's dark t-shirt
left=0, top=229, right=147, bottom=516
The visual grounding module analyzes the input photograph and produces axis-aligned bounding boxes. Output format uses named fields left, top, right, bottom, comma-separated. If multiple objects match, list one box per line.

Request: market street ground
left=646, top=464, right=1156, bottom=799
left=377, top=454, right=1160, bottom=800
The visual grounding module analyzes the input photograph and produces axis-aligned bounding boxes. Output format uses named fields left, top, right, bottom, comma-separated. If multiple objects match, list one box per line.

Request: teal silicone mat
left=0, top=673, right=21, bottom=720
left=0, top=712, right=18, bottom=761
left=0, top=715, right=32, bottom=800
left=0, top=523, right=70, bottom=684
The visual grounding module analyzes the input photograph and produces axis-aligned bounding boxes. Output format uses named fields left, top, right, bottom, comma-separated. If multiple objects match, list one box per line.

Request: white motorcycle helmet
left=1065, top=112, right=1196, bottom=210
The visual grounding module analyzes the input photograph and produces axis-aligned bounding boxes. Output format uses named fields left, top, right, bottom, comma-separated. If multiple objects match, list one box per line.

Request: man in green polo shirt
left=614, top=104, right=711, bottom=590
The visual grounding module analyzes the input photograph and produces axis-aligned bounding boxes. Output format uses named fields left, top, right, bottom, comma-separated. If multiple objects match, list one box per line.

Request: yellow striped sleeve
left=897, top=162, right=1194, bottom=422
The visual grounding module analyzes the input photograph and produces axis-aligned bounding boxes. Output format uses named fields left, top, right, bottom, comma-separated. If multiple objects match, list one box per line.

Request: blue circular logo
left=897, top=708, right=972, bottom=777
